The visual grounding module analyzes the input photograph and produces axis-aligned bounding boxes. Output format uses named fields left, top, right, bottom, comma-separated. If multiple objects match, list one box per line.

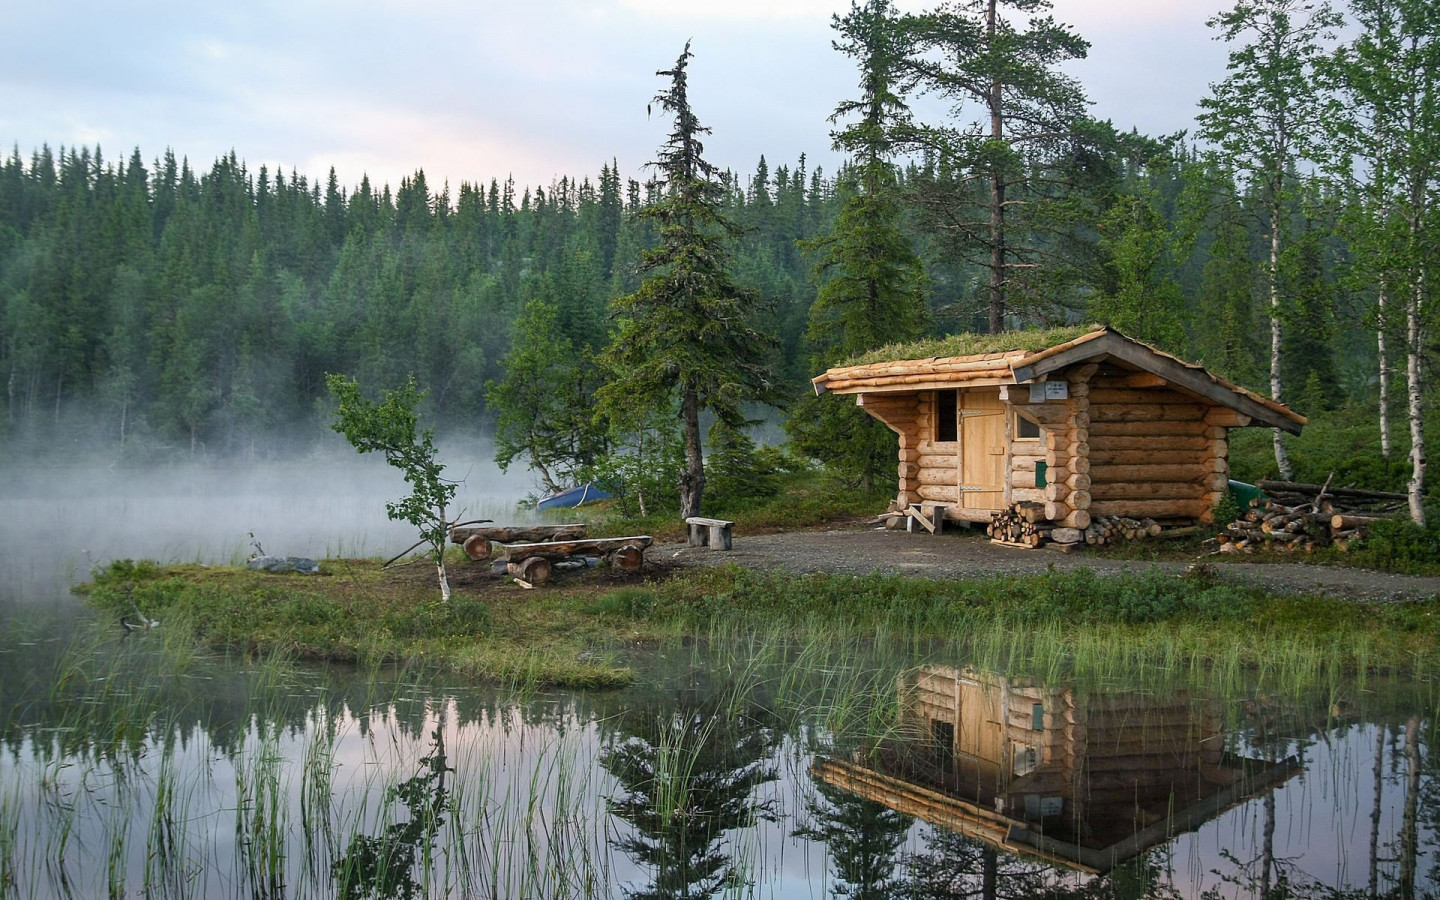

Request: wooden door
left=960, top=388, right=1005, bottom=510
left=955, top=678, right=1007, bottom=766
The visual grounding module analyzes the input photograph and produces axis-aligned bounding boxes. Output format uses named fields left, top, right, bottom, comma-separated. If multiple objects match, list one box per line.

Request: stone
left=246, top=555, right=321, bottom=575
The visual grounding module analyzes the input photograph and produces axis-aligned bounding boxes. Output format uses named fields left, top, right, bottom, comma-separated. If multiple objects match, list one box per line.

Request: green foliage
left=704, top=421, right=781, bottom=509
left=486, top=298, right=603, bottom=492
left=1344, top=517, right=1440, bottom=574
left=598, top=43, right=777, bottom=518
left=788, top=2, right=929, bottom=489
left=1228, top=403, right=1432, bottom=490
left=898, top=0, right=1092, bottom=328
left=582, top=406, right=685, bottom=519
left=1090, top=185, right=1185, bottom=349
left=327, top=375, right=456, bottom=588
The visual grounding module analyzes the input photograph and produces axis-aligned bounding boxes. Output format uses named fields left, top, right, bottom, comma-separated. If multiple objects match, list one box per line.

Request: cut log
left=1090, top=482, right=1209, bottom=501
left=507, top=556, right=553, bottom=585
left=461, top=535, right=493, bottom=560
left=1089, top=421, right=1210, bottom=437
left=503, top=536, right=654, bottom=562
left=1089, top=405, right=1205, bottom=422
left=1089, top=499, right=1210, bottom=519
left=1049, top=526, right=1083, bottom=544
left=1260, top=481, right=1409, bottom=501
left=1087, top=463, right=1208, bottom=482
left=1330, top=514, right=1388, bottom=530
left=607, top=545, right=645, bottom=571
left=1088, top=449, right=1207, bottom=466
left=451, top=524, right=587, bottom=544
left=1088, top=435, right=1208, bottom=451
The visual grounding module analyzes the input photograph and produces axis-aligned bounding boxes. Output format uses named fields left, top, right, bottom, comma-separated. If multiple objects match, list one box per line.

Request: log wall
left=901, top=666, right=1225, bottom=827
left=1084, top=365, right=1227, bottom=523
left=854, top=361, right=1240, bottom=526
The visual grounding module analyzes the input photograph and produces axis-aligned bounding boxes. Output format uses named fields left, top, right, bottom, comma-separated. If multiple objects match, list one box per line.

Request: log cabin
left=814, top=665, right=1299, bottom=874
left=812, top=325, right=1306, bottom=529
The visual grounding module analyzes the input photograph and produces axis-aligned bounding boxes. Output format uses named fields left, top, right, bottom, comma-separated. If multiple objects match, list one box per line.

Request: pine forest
left=1, top=0, right=1436, bottom=522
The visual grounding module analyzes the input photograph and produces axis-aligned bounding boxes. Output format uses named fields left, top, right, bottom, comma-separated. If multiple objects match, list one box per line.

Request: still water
left=0, top=461, right=1434, bottom=898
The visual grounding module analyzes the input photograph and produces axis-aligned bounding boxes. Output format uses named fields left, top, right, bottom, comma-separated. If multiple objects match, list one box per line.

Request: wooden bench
left=685, top=516, right=735, bottom=551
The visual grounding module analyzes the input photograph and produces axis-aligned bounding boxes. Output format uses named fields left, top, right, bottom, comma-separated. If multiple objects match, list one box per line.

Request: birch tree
left=1328, top=0, right=1439, bottom=523
left=1198, top=0, right=1340, bottom=480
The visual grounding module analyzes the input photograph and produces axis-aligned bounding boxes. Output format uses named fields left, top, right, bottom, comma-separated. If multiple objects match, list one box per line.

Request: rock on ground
left=247, top=555, right=321, bottom=575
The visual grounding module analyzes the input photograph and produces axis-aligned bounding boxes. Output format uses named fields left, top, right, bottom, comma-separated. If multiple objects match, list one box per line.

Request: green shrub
left=1345, top=517, right=1440, bottom=574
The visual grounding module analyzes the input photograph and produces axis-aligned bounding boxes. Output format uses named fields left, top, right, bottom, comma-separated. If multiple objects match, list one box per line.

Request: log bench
left=500, top=535, right=652, bottom=585
left=685, top=517, right=734, bottom=551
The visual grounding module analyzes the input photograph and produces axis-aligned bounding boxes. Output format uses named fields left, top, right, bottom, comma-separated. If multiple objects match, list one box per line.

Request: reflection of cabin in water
left=811, top=326, right=1306, bottom=528
left=814, top=666, right=1299, bottom=874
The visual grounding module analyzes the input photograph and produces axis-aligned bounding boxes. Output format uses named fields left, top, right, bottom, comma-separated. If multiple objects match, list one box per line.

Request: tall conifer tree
left=899, top=0, right=1090, bottom=332
left=789, top=0, right=928, bottom=490
left=598, top=43, right=775, bottom=519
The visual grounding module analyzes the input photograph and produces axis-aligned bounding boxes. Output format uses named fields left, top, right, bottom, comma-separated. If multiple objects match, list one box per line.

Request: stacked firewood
left=988, top=502, right=1086, bottom=549
left=987, top=502, right=1051, bottom=547
left=1216, top=479, right=1405, bottom=554
left=1083, top=515, right=1162, bottom=546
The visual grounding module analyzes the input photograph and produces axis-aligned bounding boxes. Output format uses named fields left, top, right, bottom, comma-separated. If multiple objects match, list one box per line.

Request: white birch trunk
left=1405, top=271, right=1426, bottom=525
left=436, top=558, right=451, bottom=604
left=1269, top=195, right=1293, bottom=480
left=1378, top=284, right=1391, bottom=458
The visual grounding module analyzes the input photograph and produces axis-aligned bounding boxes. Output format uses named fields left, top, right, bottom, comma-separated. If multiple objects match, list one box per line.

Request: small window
left=1015, top=412, right=1041, bottom=440
left=936, top=390, right=958, bottom=442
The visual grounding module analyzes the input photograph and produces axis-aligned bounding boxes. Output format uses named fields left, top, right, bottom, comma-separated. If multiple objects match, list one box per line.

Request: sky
left=0, top=0, right=1235, bottom=193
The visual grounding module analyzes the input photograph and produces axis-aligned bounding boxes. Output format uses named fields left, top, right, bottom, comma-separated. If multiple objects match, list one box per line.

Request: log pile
left=987, top=502, right=1178, bottom=550
left=986, top=501, right=1051, bottom=547
left=1216, top=479, right=1407, bottom=554
left=1083, top=515, right=1162, bottom=546
left=447, top=523, right=652, bottom=585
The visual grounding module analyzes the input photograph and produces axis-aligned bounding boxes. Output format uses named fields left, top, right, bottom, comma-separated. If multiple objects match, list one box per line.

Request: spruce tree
left=597, top=42, right=775, bottom=519
left=789, top=0, right=928, bottom=491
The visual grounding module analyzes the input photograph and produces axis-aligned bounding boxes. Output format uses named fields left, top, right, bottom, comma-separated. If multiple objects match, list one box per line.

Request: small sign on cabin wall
left=1026, top=381, right=1069, bottom=403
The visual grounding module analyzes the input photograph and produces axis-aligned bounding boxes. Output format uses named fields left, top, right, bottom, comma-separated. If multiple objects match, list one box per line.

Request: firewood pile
left=1083, top=515, right=1163, bottom=546
left=1215, top=478, right=1406, bottom=554
left=988, top=502, right=1085, bottom=550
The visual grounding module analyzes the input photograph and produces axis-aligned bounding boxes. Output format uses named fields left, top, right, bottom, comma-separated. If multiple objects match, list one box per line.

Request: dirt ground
left=663, top=525, right=1440, bottom=603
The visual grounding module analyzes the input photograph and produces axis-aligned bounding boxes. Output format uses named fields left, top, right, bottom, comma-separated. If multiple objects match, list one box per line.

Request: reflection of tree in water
left=601, top=692, right=777, bottom=900
left=905, top=829, right=1190, bottom=900
left=333, top=726, right=450, bottom=900
left=796, top=779, right=911, bottom=900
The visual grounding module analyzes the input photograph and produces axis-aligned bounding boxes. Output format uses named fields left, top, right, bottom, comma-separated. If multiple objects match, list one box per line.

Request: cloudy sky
left=0, top=0, right=1235, bottom=192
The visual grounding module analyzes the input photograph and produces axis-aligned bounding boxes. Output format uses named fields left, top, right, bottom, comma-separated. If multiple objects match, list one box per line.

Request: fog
left=0, top=435, right=536, bottom=605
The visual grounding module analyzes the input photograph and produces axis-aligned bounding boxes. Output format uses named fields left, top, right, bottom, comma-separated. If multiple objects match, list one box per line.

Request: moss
left=842, top=324, right=1099, bottom=367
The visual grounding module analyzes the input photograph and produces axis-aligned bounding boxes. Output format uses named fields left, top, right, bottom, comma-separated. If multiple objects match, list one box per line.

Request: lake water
left=0, top=461, right=1434, bottom=899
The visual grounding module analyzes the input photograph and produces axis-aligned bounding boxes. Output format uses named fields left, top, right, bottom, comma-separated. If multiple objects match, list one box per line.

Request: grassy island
left=81, top=553, right=1440, bottom=692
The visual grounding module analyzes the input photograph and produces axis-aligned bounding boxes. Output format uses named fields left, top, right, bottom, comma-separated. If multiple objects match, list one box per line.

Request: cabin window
left=935, top=390, right=958, bottom=442
left=1015, top=412, right=1041, bottom=440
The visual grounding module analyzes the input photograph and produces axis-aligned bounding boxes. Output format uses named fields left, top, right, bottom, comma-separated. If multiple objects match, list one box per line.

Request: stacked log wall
left=858, top=392, right=925, bottom=508
left=1085, top=366, right=1226, bottom=523
left=912, top=391, right=961, bottom=507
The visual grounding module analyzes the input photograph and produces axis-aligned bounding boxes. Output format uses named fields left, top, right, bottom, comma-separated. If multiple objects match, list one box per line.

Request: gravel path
left=664, top=526, right=1440, bottom=603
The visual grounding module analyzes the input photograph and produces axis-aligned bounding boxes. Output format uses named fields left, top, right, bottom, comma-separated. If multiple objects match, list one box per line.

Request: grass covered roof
left=844, top=324, right=1100, bottom=367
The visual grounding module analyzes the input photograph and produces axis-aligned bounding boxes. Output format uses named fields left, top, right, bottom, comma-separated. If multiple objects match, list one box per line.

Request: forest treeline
left=0, top=0, right=1434, bottom=518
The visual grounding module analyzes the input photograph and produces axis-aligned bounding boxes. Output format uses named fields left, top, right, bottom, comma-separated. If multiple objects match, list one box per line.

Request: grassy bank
left=81, top=555, right=1440, bottom=691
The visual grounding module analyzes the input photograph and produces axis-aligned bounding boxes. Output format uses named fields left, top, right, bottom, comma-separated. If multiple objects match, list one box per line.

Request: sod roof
left=843, top=324, right=1099, bottom=367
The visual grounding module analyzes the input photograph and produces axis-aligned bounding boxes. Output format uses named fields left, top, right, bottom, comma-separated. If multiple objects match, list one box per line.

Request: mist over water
left=0, top=434, right=536, bottom=605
